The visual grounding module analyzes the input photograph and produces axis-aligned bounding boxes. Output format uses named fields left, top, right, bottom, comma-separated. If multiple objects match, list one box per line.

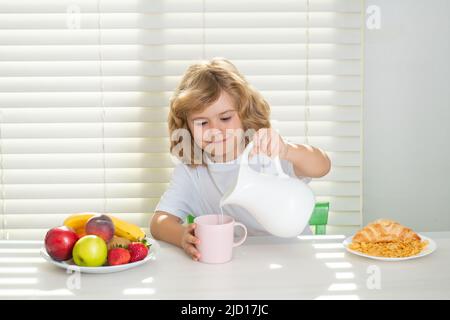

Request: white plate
left=343, top=234, right=436, bottom=261
left=40, top=237, right=160, bottom=274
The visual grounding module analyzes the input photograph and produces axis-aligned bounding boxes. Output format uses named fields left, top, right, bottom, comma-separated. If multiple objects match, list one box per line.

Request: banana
left=63, top=213, right=94, bottom=230
left=109, top=215, right=146, bottom=242
left=63, top=212, right=145, bottom=242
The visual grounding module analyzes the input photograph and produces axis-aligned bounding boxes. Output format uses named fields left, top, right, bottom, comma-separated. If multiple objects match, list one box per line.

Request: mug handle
left=233, top=222, right=248, bottom=247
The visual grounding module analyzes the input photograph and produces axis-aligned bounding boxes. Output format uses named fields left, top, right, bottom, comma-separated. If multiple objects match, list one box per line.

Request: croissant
left=352, top=219, right=421, bottom=243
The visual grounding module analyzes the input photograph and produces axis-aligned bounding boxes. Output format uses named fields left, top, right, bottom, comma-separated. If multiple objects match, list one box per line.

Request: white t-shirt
left=154, top=153, right=313, bottom=236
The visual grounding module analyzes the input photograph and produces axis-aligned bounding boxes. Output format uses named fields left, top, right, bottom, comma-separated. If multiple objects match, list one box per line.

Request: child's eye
left=221, top=117, right=232, bottom=121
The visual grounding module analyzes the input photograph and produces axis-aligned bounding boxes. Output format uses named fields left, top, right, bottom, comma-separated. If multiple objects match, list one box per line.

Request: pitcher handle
left=240, top=141, right=254, bottom=166
left=273, top=155, right=290, bottom=178
left=240, top=141, right=289, bottom=178
left=233, top=222, right=248, bottom=247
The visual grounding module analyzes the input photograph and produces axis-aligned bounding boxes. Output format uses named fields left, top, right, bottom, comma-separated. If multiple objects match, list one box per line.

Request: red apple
left=44, top=226, right=78, bottom=261
left=85, top=214, right=115, bottom=242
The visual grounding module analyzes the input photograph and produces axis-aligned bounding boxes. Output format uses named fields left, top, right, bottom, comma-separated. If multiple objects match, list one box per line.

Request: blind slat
left=0, top=13, right=361, bottom=29
left=0, top=44, right=362, bottom=61
left=0, top=0, right=362, bottom=13
left=2, top=138, right=361, bottom=161
left=1, top=106, right=361, bottom=123
left=2, top=149, right=360, bottom=169
left=0, top=91, right=362, bottom=107
left=0, top=28, right=361, bottom=45
left=6, top=210, right=361, bottom=229
left=1, top=121, right=360, bottom=138
left=5, top=213, right=152, bottom=229
left=3, top=196, right=360, bottom=214
left=0, top=75, right=362, bottom=92
left=328, top=211, right=361, bottom=226
left=2, top=138, right=361, bottom=155
left=1, top=152, right=361, bottom=172
left=3, top=167, right=360, bottom=184
left=3, top=181, right=361, bottom=199
left=0, top=60, right=361, bottom=77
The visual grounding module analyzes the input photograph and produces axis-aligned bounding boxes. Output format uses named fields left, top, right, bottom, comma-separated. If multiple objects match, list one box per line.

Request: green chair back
left=308, top=202, right=330, bottom=235
left=187, top=214, right=195, bottom=224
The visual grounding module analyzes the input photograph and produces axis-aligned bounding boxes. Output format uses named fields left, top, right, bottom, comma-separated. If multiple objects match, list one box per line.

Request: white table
left=0, top=232, right=449, bottom=300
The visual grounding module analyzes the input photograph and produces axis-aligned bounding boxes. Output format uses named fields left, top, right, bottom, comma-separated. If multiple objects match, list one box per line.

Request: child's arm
left=150, top=211, right=201, bottom=261
left=282, top=142, right=331, bottom=178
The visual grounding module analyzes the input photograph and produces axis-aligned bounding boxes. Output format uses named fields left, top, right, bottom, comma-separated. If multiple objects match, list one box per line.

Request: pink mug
left=194, top=214, right=247, bottom=264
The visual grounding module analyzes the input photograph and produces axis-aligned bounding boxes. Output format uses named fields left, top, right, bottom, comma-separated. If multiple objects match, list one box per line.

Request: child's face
left=187, top=91, right=244, bottom=161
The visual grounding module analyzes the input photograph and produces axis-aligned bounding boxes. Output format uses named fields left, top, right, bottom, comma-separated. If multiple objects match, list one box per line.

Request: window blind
left=0, top=0, right=363, bottom=240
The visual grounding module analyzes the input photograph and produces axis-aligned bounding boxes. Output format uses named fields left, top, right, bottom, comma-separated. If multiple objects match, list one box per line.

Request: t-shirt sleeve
left=277, top=137, right=312, bottom=184
left=280, top=158, right=312, bottom=184
left=154, top=163, right=196, bottom=222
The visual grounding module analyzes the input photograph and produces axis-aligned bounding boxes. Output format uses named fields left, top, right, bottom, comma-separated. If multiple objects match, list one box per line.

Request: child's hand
left=249, top=128, right=289, bottom=159
left=181, top=223, right=201, bottom=261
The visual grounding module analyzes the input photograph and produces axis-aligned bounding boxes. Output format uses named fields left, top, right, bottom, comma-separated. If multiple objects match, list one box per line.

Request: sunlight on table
left=310, top=235, right=360, bottom=300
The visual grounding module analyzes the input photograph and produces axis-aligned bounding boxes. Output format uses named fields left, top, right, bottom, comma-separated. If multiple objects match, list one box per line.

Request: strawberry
left=128, top=241, right=150, bottom=263
left=107, top=247, right=131, bottom=266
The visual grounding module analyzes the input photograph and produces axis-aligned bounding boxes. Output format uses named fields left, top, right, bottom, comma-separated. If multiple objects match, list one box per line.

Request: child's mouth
left=209, top=137, right=229, bottom=144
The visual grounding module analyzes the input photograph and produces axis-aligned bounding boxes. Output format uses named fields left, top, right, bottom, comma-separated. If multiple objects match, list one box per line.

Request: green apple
left=72, top=235, right=107, bottom=267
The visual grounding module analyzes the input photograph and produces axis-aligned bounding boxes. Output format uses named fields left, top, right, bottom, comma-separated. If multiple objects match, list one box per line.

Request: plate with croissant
left=343, top=219, right=436, bottom=261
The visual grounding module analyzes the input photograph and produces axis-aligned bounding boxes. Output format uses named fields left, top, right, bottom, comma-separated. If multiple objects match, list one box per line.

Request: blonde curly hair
left=168, top=57, right=271, bottom=166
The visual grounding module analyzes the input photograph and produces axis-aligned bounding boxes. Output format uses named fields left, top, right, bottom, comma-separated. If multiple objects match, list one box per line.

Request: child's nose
left=204, top=127, right=221, bottom=140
